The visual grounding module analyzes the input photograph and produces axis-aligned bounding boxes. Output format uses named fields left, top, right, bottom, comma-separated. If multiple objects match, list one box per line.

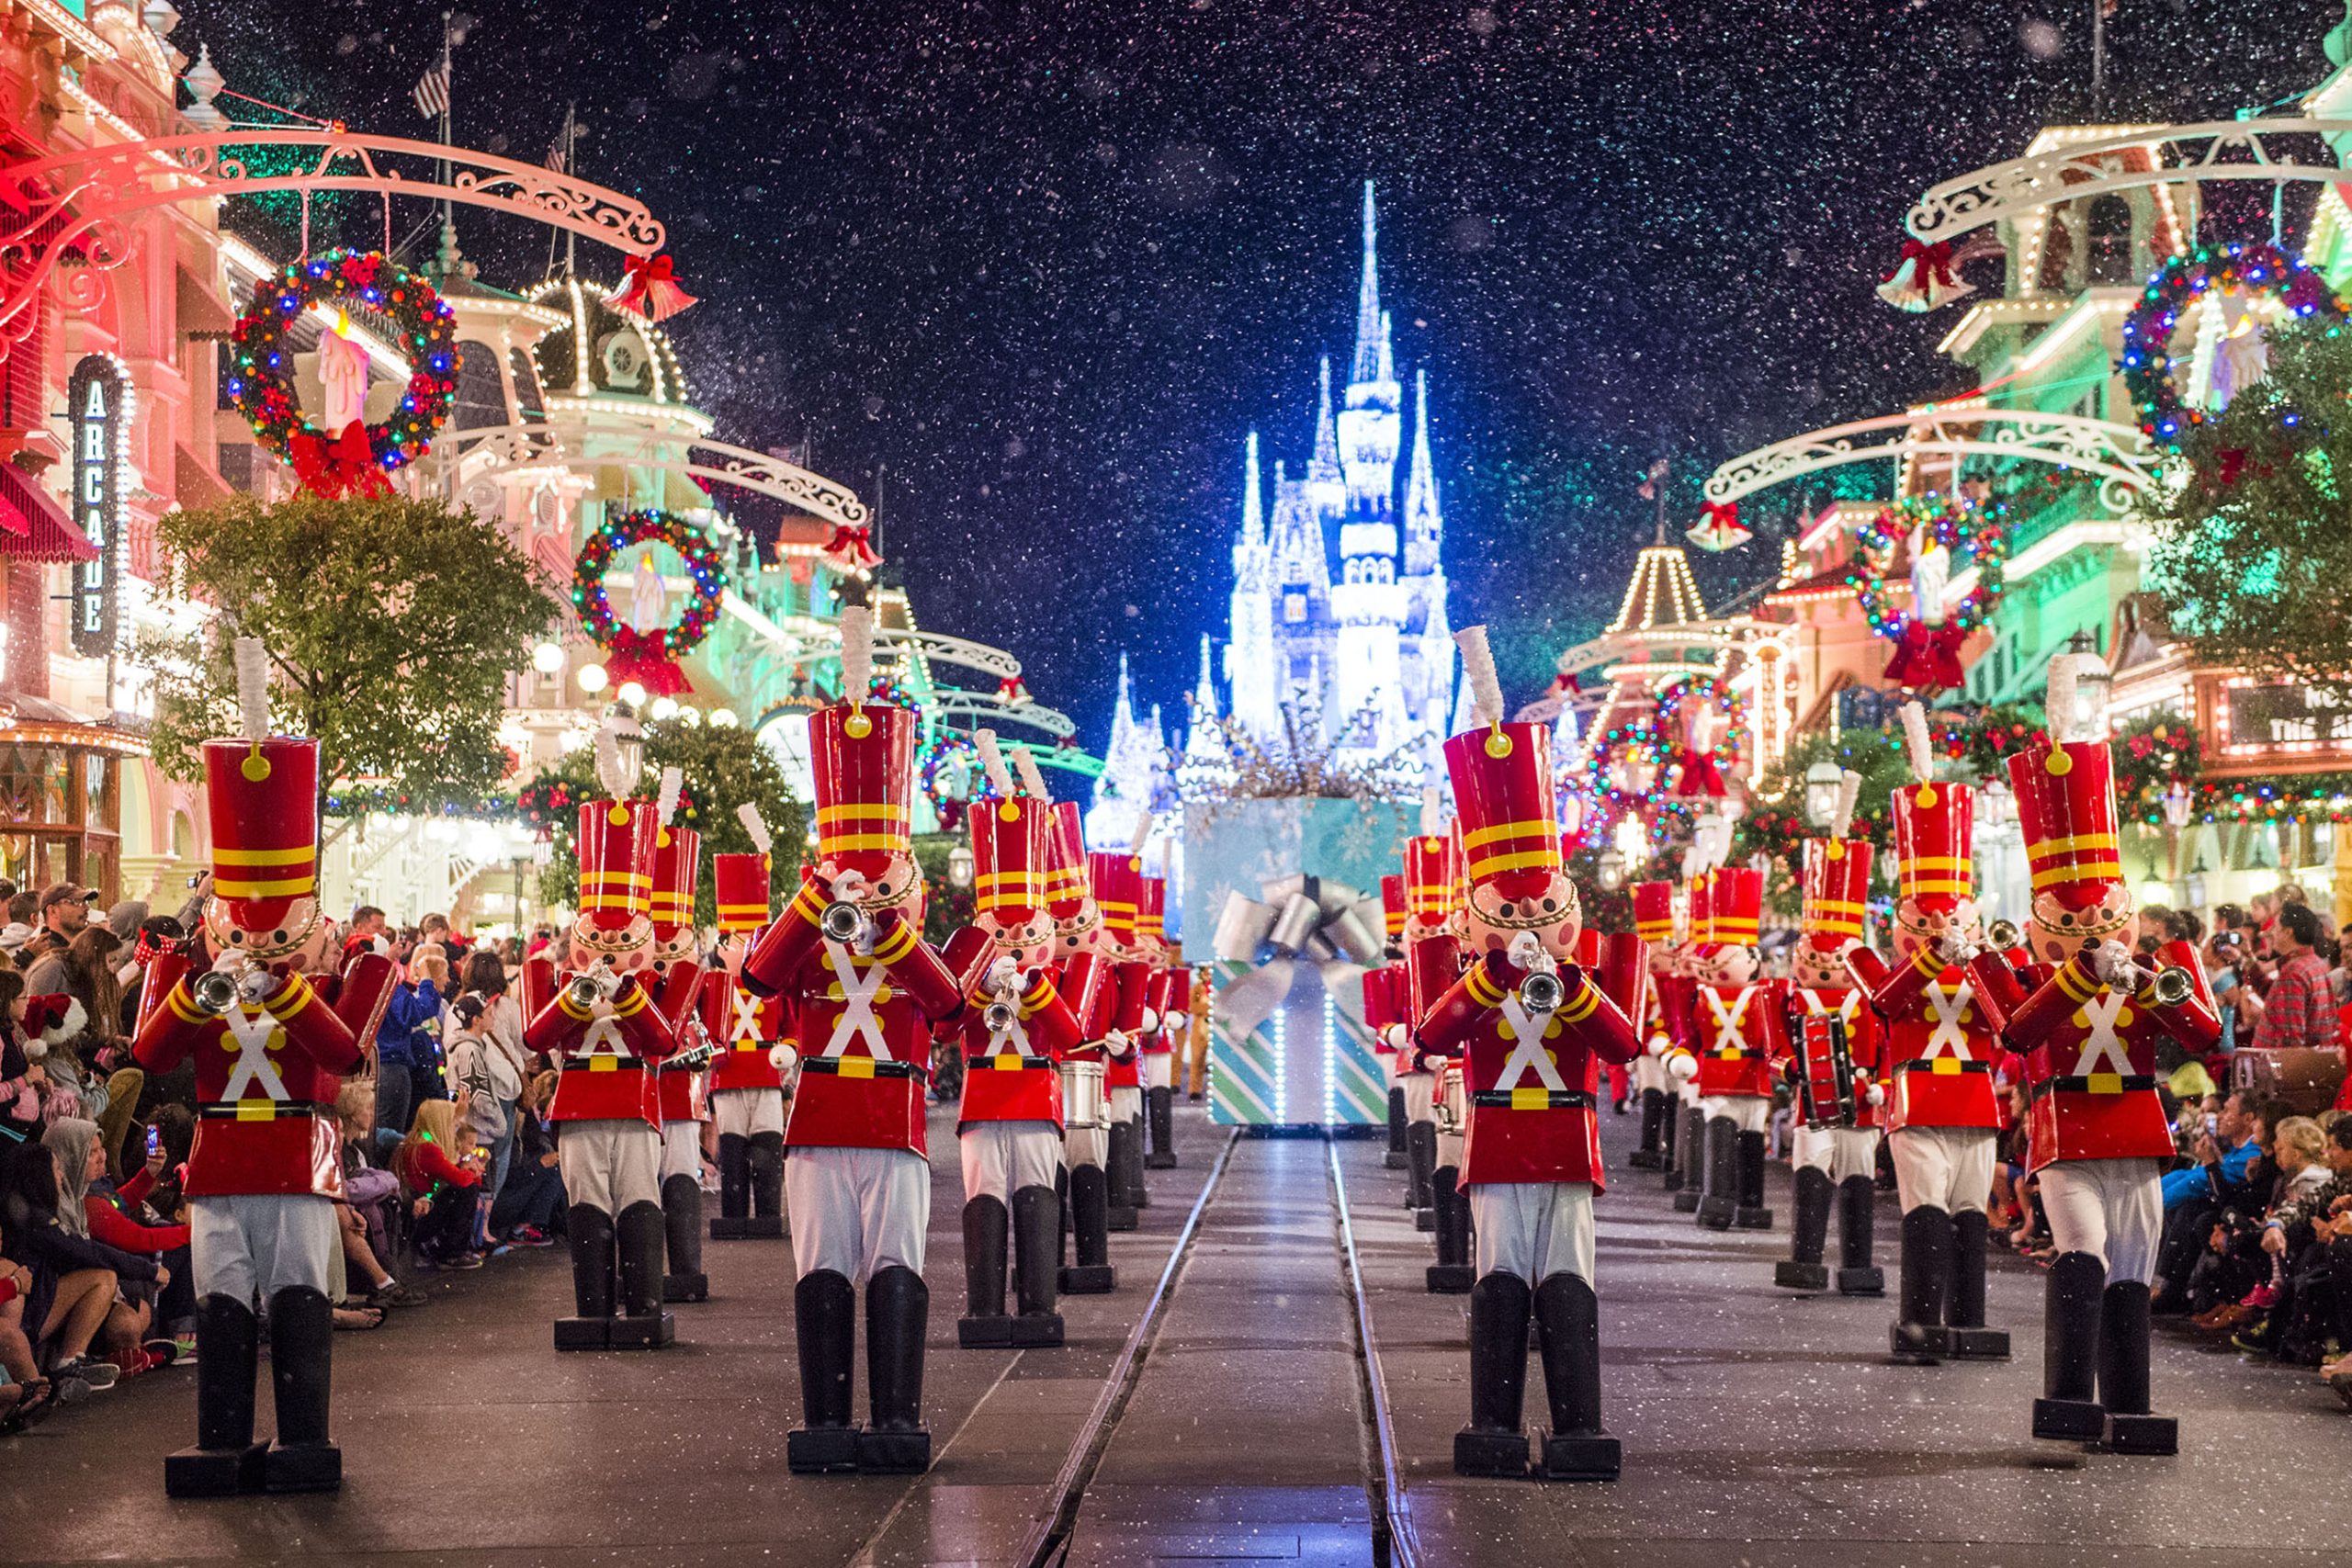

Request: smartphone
left=2204, top=1112, right=2219, bottom=1139
left=145, top=1124, right=162, bottom=1158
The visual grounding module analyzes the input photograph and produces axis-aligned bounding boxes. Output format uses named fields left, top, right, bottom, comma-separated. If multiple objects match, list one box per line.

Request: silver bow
left=1210, top=874, right=1388, bottom=1044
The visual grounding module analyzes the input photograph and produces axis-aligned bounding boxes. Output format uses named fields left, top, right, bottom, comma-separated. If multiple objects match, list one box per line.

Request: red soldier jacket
left=1141, top=965, right=1176, bottom=1056
left=1970, top=940, right=2222, bottom=1173
left=1781, top=981, right=1883, bottom=1131
left=652, top=962, right=710, bottom=1124
left=1362, top=963, right=1407, bottom=1051
left=1414, top=942, right=1645, bottom=1187
left=708, top=982, right=791, bottom=1094
left=1848, top=946, right=2004, bottom=1134
left=1688, top=982, right=1778, bottom=1099
left=132, top=951, right=395, bottom=1200
left=1160, top=967, right=1193, bottom=1055
left=950, top=959, right=1082, bottom=1129
left=522, top=955, right=681, bottom=1128
left=1104, top=960, right=1152, bottom=1089
left=1053, top=953, right=1136, bottom=1069
left=1399, top=932, right=1464, bottom=1073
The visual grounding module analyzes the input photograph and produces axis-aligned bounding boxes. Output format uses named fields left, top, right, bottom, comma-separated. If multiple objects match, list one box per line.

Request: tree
left=136, top=494, right=559, bottom=818
left=2145, top=321, right=2352, bottom=702
left=527, top=717, right=806, bottom=928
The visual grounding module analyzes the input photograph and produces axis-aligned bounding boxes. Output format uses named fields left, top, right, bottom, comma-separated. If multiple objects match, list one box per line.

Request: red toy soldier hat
left=2008, top=739, right=2123, bottom=910
left=810, top=699, right=914, bottom=879
left=1089, top=851, right=1142, bottom=942
left=1137, top=876, right=1167, bottom=944
left=1703, top=865, right=1762, bottom=949
left=1442, top=720, right=1559, bottom=900
left=576, top=797, right=656, bottom=934
left=1687, top=870, right=1713, bottom=946
left=1379, top=874, right=1408, bottom=940
left=1632, top=881, right=1676, bottom=943
left=972, top=792, right=1048, bottom=921
left=1893, top=776, right=1975, bottom=912
left=648, top=823, right=700, bottom=939
left=711, top=852, right=771, bottom=934
left=1043, top=800, right=1091, bottom=918
left=1801, top=838, right=1872, bottom=947
left=1403, top=832, right=1453, bottom=922
left=202, top=737, right=321, bottom=938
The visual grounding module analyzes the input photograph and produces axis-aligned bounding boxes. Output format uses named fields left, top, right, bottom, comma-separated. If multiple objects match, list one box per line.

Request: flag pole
left=439, top=11, right=454, bottom=237
left=564, top=103, right=578, bottom=279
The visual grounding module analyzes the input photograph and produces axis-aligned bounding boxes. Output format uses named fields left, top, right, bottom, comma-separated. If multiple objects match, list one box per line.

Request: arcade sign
left=65, top=355, right=130, bottom=659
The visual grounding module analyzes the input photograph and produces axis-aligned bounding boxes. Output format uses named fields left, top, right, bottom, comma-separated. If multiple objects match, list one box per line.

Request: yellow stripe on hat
left=213, top=845, right=317, bottom=867
left=717, top=903, right=769, bottom=919
left=582, top=872, right=650, bottom=888
left=817, top=805, right=909, bottom=825
left=2028, top=831, right=2118, bottom=857
left=820, top=832, right=911, bottom=852
left=2033, top=861, right=2122, bottom=889
left=215, top=874, right=316, bottom=898
left=1467, top=848, right=1562, bottom=878
left=1462, top=818, right=1558, bottom=850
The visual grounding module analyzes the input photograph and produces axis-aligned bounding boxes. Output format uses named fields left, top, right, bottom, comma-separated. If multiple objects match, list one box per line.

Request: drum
left=1058, top=1058, right=1107, bottom=1132
left=1787, top=999, right=1856, bottom=1132
left=1434, top=1061, right=1467, bottom=1136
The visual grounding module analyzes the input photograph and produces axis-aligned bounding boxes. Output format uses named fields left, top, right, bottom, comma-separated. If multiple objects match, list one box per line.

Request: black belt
left=798, top=1056, right=924, bottom=1081
left=198, top=1100, right=333, bottom=1121
left=561, top=1056, right=646, bottom=1073
left=2029, top=1073, right=2157, bottom=1103
left=1893, top=1057, right=1991, bottom=1075
left=969, top=1054, right=1054, bottom=1070
left=1470, top=1089, right=1597, bottom=1111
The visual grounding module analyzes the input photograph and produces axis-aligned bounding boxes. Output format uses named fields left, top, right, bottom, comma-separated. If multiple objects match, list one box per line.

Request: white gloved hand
left=1645, top=1034, right=1668, bottom=1058
left=2093, top=940, right=2136, bottom=988
left=1381, top=1022, right=1411, bottom=1053
left=1104, top=1027, right=1132, bottom=1056
left=768, top=1043, right=799, bottom=1075
left=1139, top=1008, right=1160, bottom=1035
left=1865, top=1082, right=1886, bottom=1107
left=1667, top=1050, right=1697, bottom=1081
left=1937, top=931, right=1977, bottom=967
left=986, top=955, right=1022, bottom=994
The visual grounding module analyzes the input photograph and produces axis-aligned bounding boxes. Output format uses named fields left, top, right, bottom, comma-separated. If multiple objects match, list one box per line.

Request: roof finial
left=1240, top=430, right=1264, bottom=544
left=1352, top=179, right=1383, bottom=385
left=1312, top=356, right=1340, bottom=478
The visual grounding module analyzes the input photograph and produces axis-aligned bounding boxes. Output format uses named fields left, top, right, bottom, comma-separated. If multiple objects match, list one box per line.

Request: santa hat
left=24, top=994, right=85, bottom=1046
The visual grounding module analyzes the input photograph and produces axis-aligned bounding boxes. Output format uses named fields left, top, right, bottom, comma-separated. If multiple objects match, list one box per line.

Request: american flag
left=1635, top=457, right=1668, bottom=502
left=413, top=60, right=450, bottom=120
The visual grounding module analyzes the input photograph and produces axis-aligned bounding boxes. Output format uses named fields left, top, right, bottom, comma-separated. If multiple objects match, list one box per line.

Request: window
left=453, top=340, right=509, bottom=430
left=2086, top=196, right=2134, bottom=287
left=1283, top=592, right=1307, bottom=624
left=509, top=346, right=548, bottom=424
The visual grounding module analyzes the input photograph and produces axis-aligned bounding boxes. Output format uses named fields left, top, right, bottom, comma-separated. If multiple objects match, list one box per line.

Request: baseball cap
left=39, top=883, right=92, bottom=912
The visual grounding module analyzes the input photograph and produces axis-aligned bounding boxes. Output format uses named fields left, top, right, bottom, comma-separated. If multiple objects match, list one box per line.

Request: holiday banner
left=1182, top=798, right=1413, bottom=1127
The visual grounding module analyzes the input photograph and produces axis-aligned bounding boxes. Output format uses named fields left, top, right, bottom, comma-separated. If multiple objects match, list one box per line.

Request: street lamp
left=946, top=842, right=975, bottom=889
left=2161, top=781, right=2192, bottom=830
left=612, top=714, right=645, bottom=794
left=1983, top=777, right=2017, bottom=829
left=1597, top=849, right=1625, bottom=890
left=1804, top=760, right=1845, bottom=827
left=2064, top=629, right=2111, bottom=732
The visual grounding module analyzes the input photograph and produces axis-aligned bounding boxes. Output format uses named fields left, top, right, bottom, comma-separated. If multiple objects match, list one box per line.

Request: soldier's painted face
left=2026, top=884, right=2136, bottom=965
left=820, top=850, right=921, bottom=911
left=1892, top=895, right=1981, bottom=962
left=205, top=894, right=326, bottom=969
left=1689, top=942, right=1758, bottom=987
left=569, top=912, right=654, bottom=974
left=1792, top=941, right=1849, bottom=988
left=1460, top=870, right=1581, bottom=961
left=982, top=908, right=1052, bottom=967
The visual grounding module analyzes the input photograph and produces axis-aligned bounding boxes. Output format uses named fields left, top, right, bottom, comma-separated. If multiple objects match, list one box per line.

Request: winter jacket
left=377, top=980, right=444, bottom=1070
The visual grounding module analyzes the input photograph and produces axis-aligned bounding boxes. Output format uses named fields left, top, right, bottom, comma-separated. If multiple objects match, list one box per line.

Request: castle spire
left=1311, top=355, right=1340, bottom=479
left=1240, top=429, right=1264, bottom=545
left=1405, top=368, right=1440, bottom=553
left=1376, top=310, right=1395, bottom=386
left=1351, top=179, right=1383, bottom=386
left=1193, top=633, right=1219, bottom=719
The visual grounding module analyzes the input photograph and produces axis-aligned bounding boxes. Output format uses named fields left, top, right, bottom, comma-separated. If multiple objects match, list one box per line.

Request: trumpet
left=820, top=901, right=873, bottom=948
left=1520, top=969, right=1565, bottom=1015
left=192, top=968, right=241, bottom=1016
left=2141, top=965, right=2195, bottom=1007
left=565, top=961, right=617, bottom=1010
left=983, top=998, right=1018, bottom=1035
left=1986, top=919, right=2022, bottom=950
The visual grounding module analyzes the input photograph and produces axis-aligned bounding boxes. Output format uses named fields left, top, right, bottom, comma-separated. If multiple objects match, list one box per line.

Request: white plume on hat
left=1899, top=700, right=1935, bottom=784
left=1128, top=810, right=1156, bottom=856
left=234, top=637, right=271, bottom=743
left=593, top=720, right=633, bottom=797
left=655, top=766, right=684, bottom=829
left=973, top=728, right=1016, bottom=800
left=839, top=604, right=874, bottom=704
left=735, top=801, right=773, bottom=856
left=1454, top=624, right=1505, bottom=728
left=1831, top=769, right=1862, bottom=840
left=1419, top=782, right=1444, bottom=837
left=1012, top=746, right=1051, bottom=802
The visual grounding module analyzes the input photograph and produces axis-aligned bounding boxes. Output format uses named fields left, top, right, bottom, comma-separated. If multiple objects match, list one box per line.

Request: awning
left=0, top=463, right=99, bottom=562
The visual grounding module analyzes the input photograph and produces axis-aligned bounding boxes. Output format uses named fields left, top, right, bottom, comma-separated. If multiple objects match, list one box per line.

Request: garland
left=920, top=730, right=978, bottom=831
left=226, top=250, right=457, bottom=494
left=571, top=509, right=727, bottom=697
left=1849, top=492, right=2009, bottom=692
left=1647, top=676, right=1746, bottom=798
left=2120, top=242, right=2349, bottom=452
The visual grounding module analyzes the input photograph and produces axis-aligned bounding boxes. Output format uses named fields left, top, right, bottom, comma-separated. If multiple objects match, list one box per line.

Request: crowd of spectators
left=0, top=879, right=575, bottom=1437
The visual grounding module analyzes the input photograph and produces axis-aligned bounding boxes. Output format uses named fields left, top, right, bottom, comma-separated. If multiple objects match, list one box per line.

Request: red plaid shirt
left=2252, top=951, right=2336, bottom=1054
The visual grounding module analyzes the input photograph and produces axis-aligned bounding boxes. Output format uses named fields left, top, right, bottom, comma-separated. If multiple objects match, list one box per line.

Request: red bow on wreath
left=1675, top=747, right=1727, bottom=799
left=608, top=253, right=699, bottom=323
left=823, top=523, right=882, bottom=574
left=288, top=421, right=391, bottom=500
left=1875, top=238, right=1973, bottom=314
left=1882, top=619, right=1968, bottom=694
left=1685, top=500, right=1751, bottom=553
left=603, top=628, right=695, bottom=698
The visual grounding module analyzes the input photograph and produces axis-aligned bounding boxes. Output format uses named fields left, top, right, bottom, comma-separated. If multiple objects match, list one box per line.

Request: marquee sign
left=2200, top=674, right=2352, bottom=774
left=65, top=354, right=130, bottom=659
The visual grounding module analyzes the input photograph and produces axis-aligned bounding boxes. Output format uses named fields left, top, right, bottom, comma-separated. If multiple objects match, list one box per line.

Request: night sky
left=198, top=0, right=2346, bottom=744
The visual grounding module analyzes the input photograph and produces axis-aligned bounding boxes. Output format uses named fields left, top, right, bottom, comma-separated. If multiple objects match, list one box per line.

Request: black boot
left=165, top=1293, right=266, bottom=1496
left=1060, top=1162, right=1117, bottom=1293
left=744, top=1129, right=787, bottom=1236
left=957, top=1195, right=1013, bottom=1347
left=1454, top=1272, right=1533, bottom=1476
left=1385, top=1085, right=1409, bottom=1168
left=1427, top=1165, right=1475, bottom=1293
left=1011, top=1183, right=1065, bottom=1346
left=711, top=1131, right=752, bottom=1235
left=1776, top=1167, right=1834, bottom=1292
left=1123, top=1111, right=1151, bottom=1207
left=788, top=1269, right=860, bottom=1472
left=611, top=1199, right=676, bottom=1348
left=1892, top=1205, right=1951, bottom=1361
left=1147, top=1085, right=1178, bottom=1168
left=1408, top=1120, right=1439, bottom=1230
left=2032, top=1251, right=2107, bottom=1442
left=1671, top=1107, right=1706, bottom=1211
left=1532, top=1273, right=1620, bottom=1481
left=1836, top=1174, right=1884, bottom=1295
left=1627, top=1089, right=1665, bottom=1169
left=1696, top=1117, right=1738, bottom=1230
left=859, top=1265, right=931, bottom=1473
left=1657, top=1092, right=1679, bottom=1176
left=1734, top=1129, right=1773, bottom=1229
left=555, top=1202, right=616, bottom=1350
left=1106, top=1120, right=1140, bottom=1230
left=2098, top=1281, right=2175, bottom=1454
left=1944, top=1210, right=2009, bottom=1358
left=1056, top=1162, right=1071, bottom=1266
left=662, top=1171, right=708, bottom=1302
left=261, top=1286, right=339, bottom=1493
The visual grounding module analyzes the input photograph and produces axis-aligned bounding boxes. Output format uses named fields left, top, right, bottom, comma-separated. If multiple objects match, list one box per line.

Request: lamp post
left=2163, top=780, right=2194, bottom=913
left=945, top=842, right=974, bottom=890
left=2064, top=628, right=2112, bottom=732
left=1597, top=849, right=1626, bottom=891
left=1804, top=760, right=1845, bottom=827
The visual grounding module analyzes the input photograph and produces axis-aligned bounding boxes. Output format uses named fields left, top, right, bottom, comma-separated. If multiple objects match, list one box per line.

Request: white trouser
left=1634, top=1053, right=1666, bottom=1093
left=1110, top=1084, right=1142, bottom=1122
left=711, top=1087, right=786, bottom=1138
left=1383, top=1053, right=1401, bottom=1089
left=1678, top=1078, right=1702, bottom=1108
left=1699, top=1096, right=1770, bottom=1133
left=661, top=1120, right=704, bottom=1180
left=1437, top=1127, right=1464, bottom=1169
left=1401, top=1071, right=1435, bottom=1124
left=2037, top=1158, right=2163, bottom=1285
left=1144, top=1054, right=1174, bottom=1091
left=786, top=1145, right=931, bottom=1284
left=1471, top=1181, right=1596, bottom=1285
left=190, top=1194, right=335, bottom=1303
left=1792, top=1124, right=1880, bottom=1183
left=961, top=1121, right=1062, bottom=1204
left=1888, top=1125, right=1996, bottom=1217
left=1064, top=1122, right=1107, bottom=1170
left=557, top=1119, right=662, bottom=1214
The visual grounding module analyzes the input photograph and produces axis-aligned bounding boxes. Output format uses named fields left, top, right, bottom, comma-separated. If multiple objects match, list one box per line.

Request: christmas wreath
left=227, top=249, right=458, bottom=496
left=571, top=508, right=727, bottom=697
left=2120, top=242, right=2348, bottom=451
left=920, top=730, right=978, bottom=831
left=1648, top=677, right=1746, bottom=798
left=1849, top=492, right=2008, bottom=694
